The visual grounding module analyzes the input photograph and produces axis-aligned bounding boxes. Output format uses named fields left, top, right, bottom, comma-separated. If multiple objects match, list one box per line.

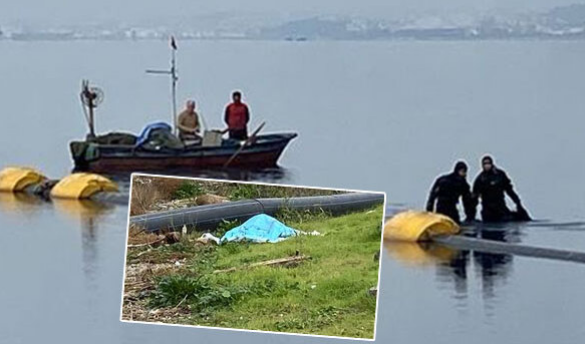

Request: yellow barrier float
left=0, top=167, right=47, bottom=192
left=50, top=173, right=119, bottom=200
left=383, top=210, right=460, bottom=242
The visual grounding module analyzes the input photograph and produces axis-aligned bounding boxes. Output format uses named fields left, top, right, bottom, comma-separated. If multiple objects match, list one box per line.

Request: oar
left=223, top=122, right=266, bottom=168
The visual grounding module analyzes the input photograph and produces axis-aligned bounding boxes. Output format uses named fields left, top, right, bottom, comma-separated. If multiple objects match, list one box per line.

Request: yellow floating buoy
left=50, top=173, right=118, bottom=200
left=0, top=167, right=47, bottom=192
left=383, top=210, right=459, bottom=242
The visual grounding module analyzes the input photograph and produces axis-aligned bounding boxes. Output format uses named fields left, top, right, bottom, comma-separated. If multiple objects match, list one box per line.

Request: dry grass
left=122, top=260, right=190, bottom=323
left=199, top=180, right=344, bottom=200
left=130, top=175, right=346, bottom=216
left=130, top=176, right=185, bottom=216
left=127, top=225, right=162, bottom=245
left=123, top=230, right=217, bottom=323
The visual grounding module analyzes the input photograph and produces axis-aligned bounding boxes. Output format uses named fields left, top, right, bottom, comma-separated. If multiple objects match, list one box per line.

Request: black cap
left=481, top=155, right=493, bottom=165
left=454, top=161, right=468, bottom=173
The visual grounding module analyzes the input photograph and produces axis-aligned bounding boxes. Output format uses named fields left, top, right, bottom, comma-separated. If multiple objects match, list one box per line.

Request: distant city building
left=2, top=4, right=585, bottom=42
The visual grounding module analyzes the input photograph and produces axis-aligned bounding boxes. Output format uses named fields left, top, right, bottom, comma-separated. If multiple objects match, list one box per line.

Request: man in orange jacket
left=223, top=91, right=250, bottom=140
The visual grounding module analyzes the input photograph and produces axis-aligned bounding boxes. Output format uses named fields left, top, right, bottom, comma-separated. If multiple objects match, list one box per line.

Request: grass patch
left=127, top=205, right=383, bottom=339
left=130, top=176, right=186, bottom=215
left=130, top=176, right=347, bottom=216
left=172, top=181, right=205, bottom=199
left=214, top=219, right=242, bottom=239
left=274, top=205, right=331, bottom=224
left=197, top=181, right=343, bottom=201
left=149, top=274, right=250, bottom=312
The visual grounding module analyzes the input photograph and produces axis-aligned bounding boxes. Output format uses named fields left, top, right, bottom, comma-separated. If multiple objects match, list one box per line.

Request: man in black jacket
left=472, top=155, right=531, bottom=222
left=426, top=161, right=476, bottom=224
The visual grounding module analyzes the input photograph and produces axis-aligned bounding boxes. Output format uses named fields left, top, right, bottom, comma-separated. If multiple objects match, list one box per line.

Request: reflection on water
left=438, top=250, right=470, bottom=298
left=0, top=195, right=116, bottom=292
left=53, top=199, right=116, bottom=283
left=384, top=241, right=458, bottom=266
left=53, top=198, right=116, bottom=219
left=472, top=230, right=514, bottom=306
left=382, top=234, right=585, bottom=344
left=0, top=193, right=130, bottom=344
left=177, top=167, right=294, bottom=183
left=102, top=166, right=292, bottom=182
left=0, top=192, right=46, bottom=214
left=55, top=199, right=120, bottom=328
left=101, top=167, right=294, bottom=190
left=385, top=228, right=518, bottom=314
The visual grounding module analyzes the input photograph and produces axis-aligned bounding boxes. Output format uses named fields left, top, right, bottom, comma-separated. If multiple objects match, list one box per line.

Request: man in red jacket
left=223, top=91, right=250, bottom=140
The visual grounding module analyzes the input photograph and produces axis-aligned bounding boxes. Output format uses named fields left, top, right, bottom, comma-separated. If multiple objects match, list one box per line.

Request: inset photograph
left=121, top=174, right=385, bottom=340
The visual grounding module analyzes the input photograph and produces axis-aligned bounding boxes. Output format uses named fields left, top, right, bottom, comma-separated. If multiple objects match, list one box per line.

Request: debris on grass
left=212, top=255, right=311, bottom=274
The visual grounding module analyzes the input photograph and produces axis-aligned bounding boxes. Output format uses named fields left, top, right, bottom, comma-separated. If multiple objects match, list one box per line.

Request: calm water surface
left=1, top=40, right=584, bottom=343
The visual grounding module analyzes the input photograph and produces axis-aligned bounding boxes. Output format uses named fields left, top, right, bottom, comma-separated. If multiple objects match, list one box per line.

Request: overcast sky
left=1, top=0, right=581, bottom=25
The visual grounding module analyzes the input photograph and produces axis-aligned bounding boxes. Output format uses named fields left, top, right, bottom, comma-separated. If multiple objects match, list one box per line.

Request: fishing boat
left=69, top=37, right=297, bottom=173
left=70, top=129, right=297, bottom=173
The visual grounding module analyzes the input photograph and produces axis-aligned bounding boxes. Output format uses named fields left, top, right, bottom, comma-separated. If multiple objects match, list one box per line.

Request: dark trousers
left=436, top=203, right=460, bottom=224
left=482, top=207, right=531, bottom=223
left=481, top=207, right=511, bottom=223
left=229, top=128, right=248, bottom=140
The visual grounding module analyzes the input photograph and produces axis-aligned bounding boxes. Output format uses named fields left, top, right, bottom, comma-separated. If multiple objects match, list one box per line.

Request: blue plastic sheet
left=220, top=214, right=299, bottom=244
left=135, top=122, right=173, bottom=147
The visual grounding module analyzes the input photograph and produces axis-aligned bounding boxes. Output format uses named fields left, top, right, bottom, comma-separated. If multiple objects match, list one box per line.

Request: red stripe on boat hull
left=82, top=149, right=284, bottom=173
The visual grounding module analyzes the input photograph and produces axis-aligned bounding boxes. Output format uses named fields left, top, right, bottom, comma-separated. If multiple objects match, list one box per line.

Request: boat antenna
left=146, top=36, right=179, bottom=135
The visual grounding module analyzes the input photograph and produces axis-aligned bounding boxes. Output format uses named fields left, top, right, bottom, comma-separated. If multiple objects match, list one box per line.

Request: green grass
left=172, top=181, right=205, bottom=199
left=161, top=178, right=344, bottom=201
left=140, top=205, right=383, bottom=338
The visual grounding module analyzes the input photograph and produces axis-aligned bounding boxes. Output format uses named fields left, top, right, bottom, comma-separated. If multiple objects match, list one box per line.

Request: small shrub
left=214, top=219, right=241, bottom=238
left=130, top=176, right=188, bottom=215
left=275, top=306, right=343, bottom=331
left=275, top=206, right=330, bottom=224
left=150, top=275, right=202, bottom=307
left=229, top=184, right=261, bottom=200
left=130, top=181, right=161, bottom=216
left=221, top=242, right=245, bottom=255
left=173, top=181, right=204, bottom=199
left=150, top=275, right=249, bottom=311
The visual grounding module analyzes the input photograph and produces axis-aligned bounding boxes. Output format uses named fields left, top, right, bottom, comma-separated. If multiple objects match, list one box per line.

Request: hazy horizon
left=2, top=0, right=584, bottom=26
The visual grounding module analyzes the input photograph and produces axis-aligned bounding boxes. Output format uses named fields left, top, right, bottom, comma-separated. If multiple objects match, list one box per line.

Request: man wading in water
left=472, top=155, right=531, bottom=223
left=426, top=161, right=476, bottom=224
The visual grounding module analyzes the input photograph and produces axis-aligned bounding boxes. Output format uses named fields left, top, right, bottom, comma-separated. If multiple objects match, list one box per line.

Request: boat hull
left=71, top=133, right=297, bottom=173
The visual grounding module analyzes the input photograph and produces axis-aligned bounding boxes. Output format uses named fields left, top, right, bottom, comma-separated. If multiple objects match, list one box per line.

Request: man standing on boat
left=472, top=155, right=531, bottom=222
left=177, top=100, right=201, bottom=141
left=426, top=161, right=476, bottom=224
left=223, top=91, right=250, bottom=140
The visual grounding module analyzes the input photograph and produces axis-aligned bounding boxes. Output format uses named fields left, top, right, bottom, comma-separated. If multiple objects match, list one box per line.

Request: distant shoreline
left=2, top=36, right=585, bottom=42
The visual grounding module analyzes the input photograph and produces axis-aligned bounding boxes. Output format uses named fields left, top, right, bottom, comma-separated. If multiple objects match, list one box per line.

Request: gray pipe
left=130, top=192, right=385, bottom=232
left=434, top=235, right=585, bottom=264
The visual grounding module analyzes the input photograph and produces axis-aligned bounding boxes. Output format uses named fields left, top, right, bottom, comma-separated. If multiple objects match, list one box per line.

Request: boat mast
left=146, top=36, right=179, bottom=135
